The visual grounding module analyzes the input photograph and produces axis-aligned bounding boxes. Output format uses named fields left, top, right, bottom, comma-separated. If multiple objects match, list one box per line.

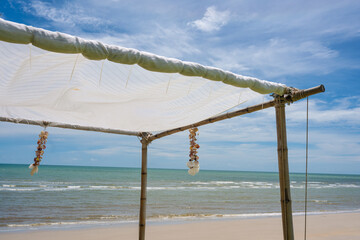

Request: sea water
left=1, top=164, right=359, bottom=231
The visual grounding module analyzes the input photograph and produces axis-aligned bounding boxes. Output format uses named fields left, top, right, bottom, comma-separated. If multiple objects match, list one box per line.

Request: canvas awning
left=0, top=18, right=289, bottom=133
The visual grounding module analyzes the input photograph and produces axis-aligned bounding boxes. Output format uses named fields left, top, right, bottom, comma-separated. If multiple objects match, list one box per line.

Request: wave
left=4, top=209, right=360, bottom=231
left=1, top=180, right=359, bottom=192
left=149, top=212, right=283, bottom=220
left=3, top=219, right=137, bottom=229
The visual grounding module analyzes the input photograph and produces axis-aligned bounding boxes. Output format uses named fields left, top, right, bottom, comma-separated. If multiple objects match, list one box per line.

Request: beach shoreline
left=1, top=212, right=360, bottom=240
left=2, top=209, right=358, bottom=233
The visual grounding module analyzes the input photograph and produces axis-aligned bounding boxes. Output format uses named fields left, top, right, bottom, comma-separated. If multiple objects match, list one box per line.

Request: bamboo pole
left=275, top=96, right=294, bottom=240
left=150, top=85, right=325, bottom=141
left=0, top=117, right=141, bottom=136
left=139, top=133, right=150, bottom=240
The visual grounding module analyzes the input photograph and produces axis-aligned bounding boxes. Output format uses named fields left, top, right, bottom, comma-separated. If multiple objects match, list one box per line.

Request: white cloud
left=21, top=0, right=104, bottom=28
left=209, top=38, right=340, bottom=77
left=188, top=6, right=230, bottom=32
left=86, top=145, right=140, bottom=156
left=93, top=25, right=200, bottom=59
left=286, top=97, right=360, bottom=125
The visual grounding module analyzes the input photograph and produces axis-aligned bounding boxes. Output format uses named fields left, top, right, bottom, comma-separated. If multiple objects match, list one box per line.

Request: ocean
left=1, top=164, right=359, bottom=231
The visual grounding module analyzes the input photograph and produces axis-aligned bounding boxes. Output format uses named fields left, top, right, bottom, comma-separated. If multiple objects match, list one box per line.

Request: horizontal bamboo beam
left=284, top=84, right=325, bottom=102
left=0, top=117, right=142, bottom=137
left=149, top=85, right=325, bottom=141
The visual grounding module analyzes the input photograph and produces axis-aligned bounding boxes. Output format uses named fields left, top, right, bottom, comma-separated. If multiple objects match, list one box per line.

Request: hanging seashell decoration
left=29, top=129, right=49, bottom=176
left=187, top=127, right=200, bottom=176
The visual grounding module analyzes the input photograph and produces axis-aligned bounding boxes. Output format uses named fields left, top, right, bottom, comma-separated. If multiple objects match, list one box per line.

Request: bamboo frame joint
left=42, top=121, right=50, bottom=128
left=273, top=95, right=286, bottom=107
left=140, top=132, right=152, bottom=145
left=283, top=84, right=325, bottom=104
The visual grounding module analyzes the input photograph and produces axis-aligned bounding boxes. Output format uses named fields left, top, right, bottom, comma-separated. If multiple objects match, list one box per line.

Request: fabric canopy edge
left=0, top=18, right=288, bottom=95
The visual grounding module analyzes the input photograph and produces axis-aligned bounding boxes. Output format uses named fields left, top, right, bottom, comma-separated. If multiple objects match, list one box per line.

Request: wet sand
left=2, top=213, right=360, bottom=240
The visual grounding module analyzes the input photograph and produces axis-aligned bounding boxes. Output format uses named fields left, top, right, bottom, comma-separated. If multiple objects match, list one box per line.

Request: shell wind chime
left=187, top=127, right=200, bottom=176
left=29, top=129, right=49, bottom=175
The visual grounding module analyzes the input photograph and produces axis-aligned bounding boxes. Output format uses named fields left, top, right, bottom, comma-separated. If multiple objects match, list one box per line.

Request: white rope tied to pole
left=304, top=96, right=309, bottom=240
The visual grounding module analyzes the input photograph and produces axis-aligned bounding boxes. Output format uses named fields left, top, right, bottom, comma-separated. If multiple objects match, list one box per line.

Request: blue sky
left=0, top=0, right=359, bottom=174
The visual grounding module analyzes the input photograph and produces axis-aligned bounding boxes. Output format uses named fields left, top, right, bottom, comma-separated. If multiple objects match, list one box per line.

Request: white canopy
left=0, top=19, right=288, bottom=132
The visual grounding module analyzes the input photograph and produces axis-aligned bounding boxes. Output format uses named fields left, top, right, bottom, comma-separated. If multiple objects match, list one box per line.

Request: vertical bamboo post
left=139, top=135, right=149, bottom=240
left=275, top=97, right=294, bottom=240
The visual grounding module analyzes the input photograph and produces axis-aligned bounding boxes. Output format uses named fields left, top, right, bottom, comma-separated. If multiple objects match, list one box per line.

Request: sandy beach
left=1, top=213, right=359, bottom=240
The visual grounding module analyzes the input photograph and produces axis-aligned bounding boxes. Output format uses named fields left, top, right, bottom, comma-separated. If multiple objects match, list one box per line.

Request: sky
left=0, top=0, right=359, bottom=174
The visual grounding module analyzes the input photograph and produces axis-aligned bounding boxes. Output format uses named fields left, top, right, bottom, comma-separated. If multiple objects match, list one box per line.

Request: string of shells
left=187, top=127, right=200, bottom=175
left=29, top=130, right=48, bottom=175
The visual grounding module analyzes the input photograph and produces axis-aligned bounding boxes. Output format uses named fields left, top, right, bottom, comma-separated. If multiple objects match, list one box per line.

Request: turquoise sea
left=1, top=164, right=359, bottom=231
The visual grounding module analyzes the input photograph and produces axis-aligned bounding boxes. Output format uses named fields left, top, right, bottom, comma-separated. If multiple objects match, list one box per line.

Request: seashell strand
left=187, top=127, right=200, bottom=175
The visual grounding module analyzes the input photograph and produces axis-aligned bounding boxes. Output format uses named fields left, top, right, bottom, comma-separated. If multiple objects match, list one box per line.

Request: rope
left=29, top=44, right=32, bottom=69
left=99, top=60, right=105, bottom=87
left=69, top=54, right=79, bottom=83
left=304, top=97, right=309, bottom=240
left=125, top=65, right=133, bottom=88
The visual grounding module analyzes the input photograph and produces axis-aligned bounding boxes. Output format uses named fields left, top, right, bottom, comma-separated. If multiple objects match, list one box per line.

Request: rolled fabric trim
left=0, top=18, right=288, bottom=95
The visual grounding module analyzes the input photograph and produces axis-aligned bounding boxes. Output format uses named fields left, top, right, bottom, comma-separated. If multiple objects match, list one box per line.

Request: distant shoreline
left=1, top=163, right=359, bottom=176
